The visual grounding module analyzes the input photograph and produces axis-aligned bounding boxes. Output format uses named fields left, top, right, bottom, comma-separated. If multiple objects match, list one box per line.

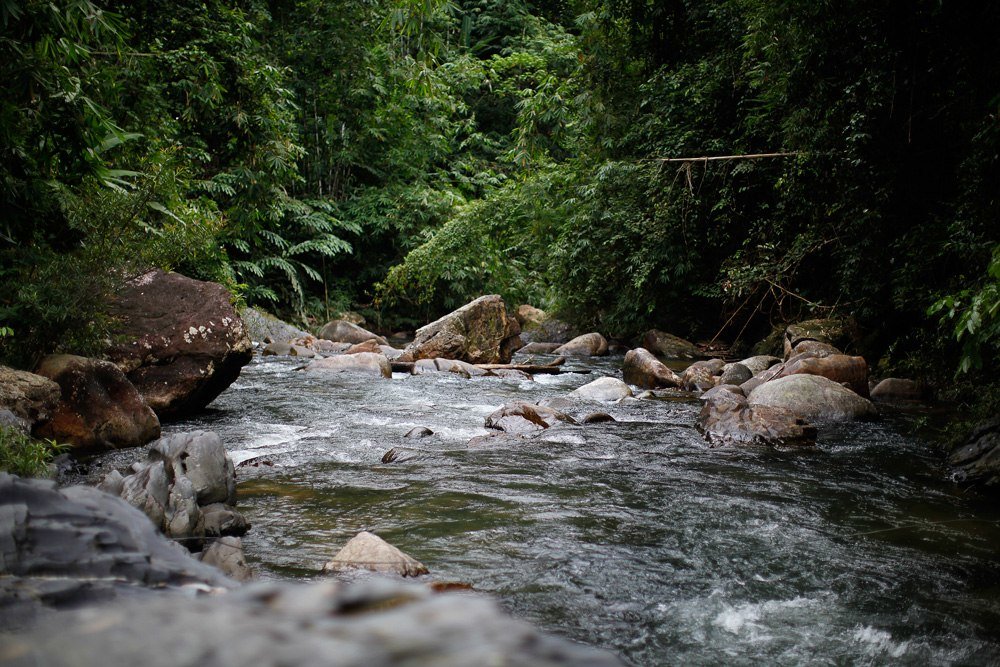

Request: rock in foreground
left=107, top=270, right=253, bottom=419
left=697, top=392, right=817, bottom=447
left=405, top=295, right=522, bottom=364
left=322, top=531, right=428, bottom=577
left=1, top=578, right=621, bottom=667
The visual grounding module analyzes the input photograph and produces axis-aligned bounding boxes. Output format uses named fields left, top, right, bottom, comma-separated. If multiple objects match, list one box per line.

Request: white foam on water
left=852, top=625, right=911, bottom=659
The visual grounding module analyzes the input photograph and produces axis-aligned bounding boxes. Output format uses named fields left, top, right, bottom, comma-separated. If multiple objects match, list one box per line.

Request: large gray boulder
left=33, top=354, right=160, bottom=451
left=748, top=374, right=877, bottom=422
left=317, top=320, right=388, bottom=346
left=322, top=531, right=428, bottom=577
left=0, top=473, right=233, bottom=594
left=622, top=348, right=681, bottom=389
left=405, top=295, right=522, bottom=364
left=107, top=270, right=253, bottom=419
left=0, top=365, right=60, bottom=428
left=241, top=307, right=310, bottom=344
left=150, top=431, right=236, bottom=506
left=305, top=353, right=392, bottom=379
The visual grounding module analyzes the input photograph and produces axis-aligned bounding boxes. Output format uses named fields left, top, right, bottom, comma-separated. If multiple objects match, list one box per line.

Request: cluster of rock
left=0, top=474, right=621, bottom=667
left=97, top=431, right=250, bottom=561
left=0, top=270, right=254, bottom=455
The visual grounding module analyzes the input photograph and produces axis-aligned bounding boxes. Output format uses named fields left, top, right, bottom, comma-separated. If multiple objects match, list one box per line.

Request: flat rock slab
left=322, top=531, right=428, bottom=577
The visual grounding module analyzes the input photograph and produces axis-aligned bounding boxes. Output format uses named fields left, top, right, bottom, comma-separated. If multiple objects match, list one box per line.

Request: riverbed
left=91, top=352, right=1000, bottom=665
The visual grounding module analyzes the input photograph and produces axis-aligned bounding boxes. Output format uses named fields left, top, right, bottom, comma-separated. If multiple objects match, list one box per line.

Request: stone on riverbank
left=623, top=348, right=682, bottom=389
left=0, top=365, right=60, bottom=429
left=241, top=307, right=310, bottom=344
left=783, top=318, right=857, bottom=359
left=775, top=353, right=870, bottom=397
left=322, top=531, right=429, bottom=577
left=949, top=418, right=1000, bottom=490
left=405, top=295, right=522, bottom=364
left=306, top=352, right=392, bottom=378
left=680, top=358, right=726, bottom=391
left=641, top=330, right=700, bottom=358
left=748, top=374, right=877, bottom=422
left=33, top=354, right=160, bottom=451
left=317, top=320, right=388, bottom=345
left=554, top=332, right=608, bottom=357
left=515, top=305, right=574, bottom=344
left=871, top=377, right=927, bottom=403
left=107, top=269, right=253, bottom=419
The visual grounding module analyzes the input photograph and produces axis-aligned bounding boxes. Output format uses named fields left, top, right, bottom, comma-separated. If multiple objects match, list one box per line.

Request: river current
left=92, top=353, right=1000, bottom=665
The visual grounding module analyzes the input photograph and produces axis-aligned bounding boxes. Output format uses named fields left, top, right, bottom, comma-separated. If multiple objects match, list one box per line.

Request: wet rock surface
left=322, top=531, right=429, bottom=577
left=949, top=418, right=1000, bottom=490
left=554, top=332, right=608, bottom=357
left=485, top=401, right=578, bottom=434
left=697, top=391, right=817, bottom=447
left=568, top=377, right=633, bottom=402
left=622, top=348, right=682, bottom=389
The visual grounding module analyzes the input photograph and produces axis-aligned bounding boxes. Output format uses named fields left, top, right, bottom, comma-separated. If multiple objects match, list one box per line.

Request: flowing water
left=92, top=353, right=1000, bottom=665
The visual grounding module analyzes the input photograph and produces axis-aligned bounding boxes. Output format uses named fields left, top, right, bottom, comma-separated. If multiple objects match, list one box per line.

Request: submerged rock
left=322, top=531, right=429, bottom=577
left=107, top=269, right=253, bottom=418
left=554, top=332, right=608, bottom=357
left=405, top=295, right=522, bottom=364
left=404, top=427, right=434, bottom=439
left=748, top=374, right=876, bottom=422
left=568, top=377, right=633, bottom=402
left=485, top=401, right=577, bottom=434
left=306, top=353, right=392, bottom=379
left=33, top=354, right=160, bottom=451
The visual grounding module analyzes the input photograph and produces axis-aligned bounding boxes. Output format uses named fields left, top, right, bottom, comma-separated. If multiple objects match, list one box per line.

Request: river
left=92, top=352, right=1000, bottom=665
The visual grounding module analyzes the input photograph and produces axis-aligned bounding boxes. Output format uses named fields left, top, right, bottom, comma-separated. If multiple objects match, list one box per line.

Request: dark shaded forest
left=2, top=0, right=998, bottom=406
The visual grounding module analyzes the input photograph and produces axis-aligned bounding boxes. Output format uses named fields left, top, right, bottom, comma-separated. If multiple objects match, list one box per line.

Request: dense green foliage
left=0, top=426, right=62, bottom=477
left=1, top=0, right=997, bottom=387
